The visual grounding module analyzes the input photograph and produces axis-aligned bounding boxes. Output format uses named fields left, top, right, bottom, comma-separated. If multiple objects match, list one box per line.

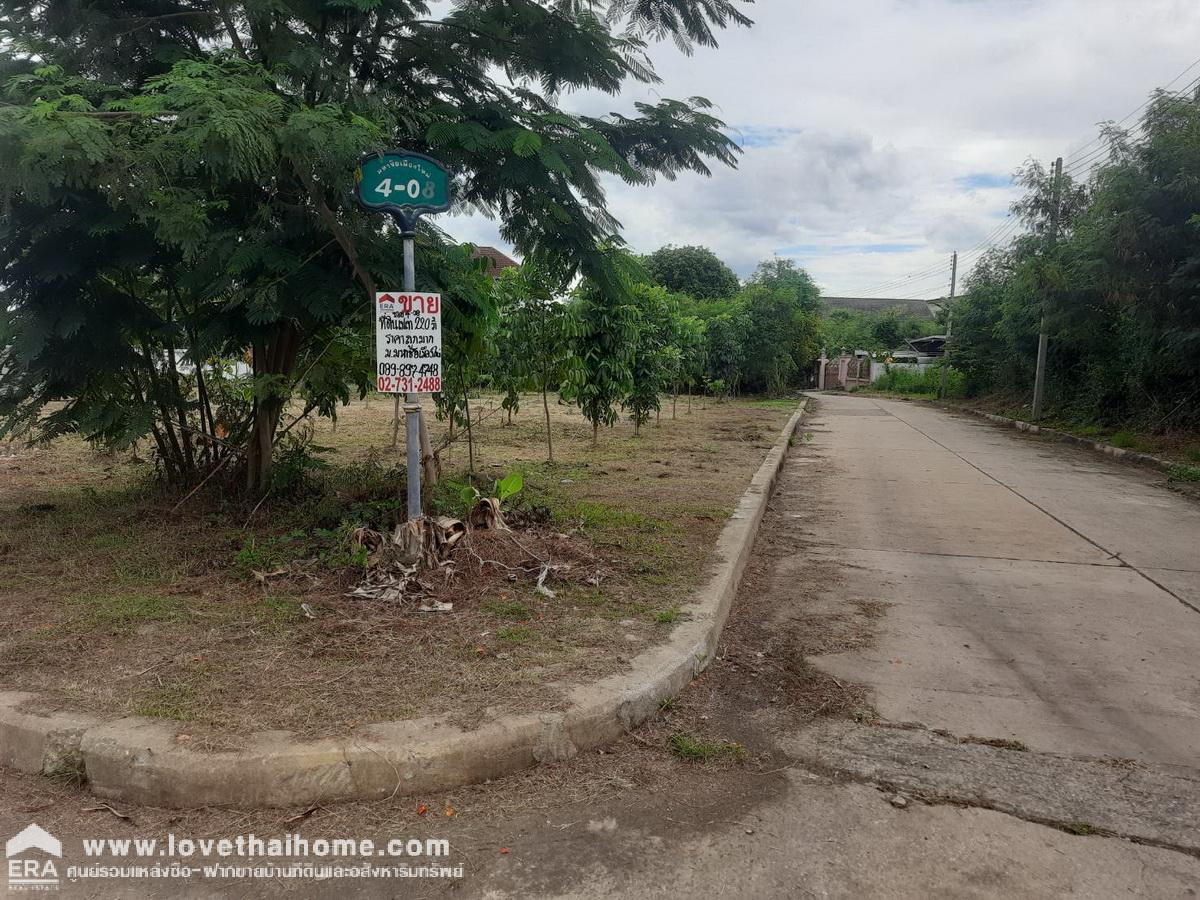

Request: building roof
left=472, top=245, right=519, bottom=279
left=903, top=334, right=947, bottom=355
left=822, top=296, right=939, bottom=319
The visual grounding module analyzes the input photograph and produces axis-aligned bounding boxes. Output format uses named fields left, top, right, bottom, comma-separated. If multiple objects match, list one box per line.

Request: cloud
left=442, top=0, right=1200, bottom=297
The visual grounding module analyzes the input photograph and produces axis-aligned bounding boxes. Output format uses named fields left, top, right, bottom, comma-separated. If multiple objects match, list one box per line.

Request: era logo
left=6, top=824, right=61, bottom=891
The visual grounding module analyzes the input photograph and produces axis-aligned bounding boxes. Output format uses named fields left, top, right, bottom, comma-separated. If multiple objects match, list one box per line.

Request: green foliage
left=234, top=523, right=369, bottom=575
left=564, top=275, right=638, bottom=439
left=623, top=284, right=678, bottom=432
left=490, top=263, right=571, bottom=458
left=0, top=0, right=750, bottom=488
left=1168, top=464, right=1200, bottom=483
left=821, top=307, right=930, bottom=354
left=952, top=92, right=1200, bottom=430
left=870, top=366, right=966, bottom=398
left=738, top=260, right=822, bottom=394
left=496, top=471, right=524, bottom=503
left=642, top=244, right=740, bottom=299
left=458, top=471, right=524, bottom=507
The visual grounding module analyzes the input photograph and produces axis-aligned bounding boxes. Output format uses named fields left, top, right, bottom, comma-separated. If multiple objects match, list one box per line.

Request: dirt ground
left=0, top=393, right=791, bottom=740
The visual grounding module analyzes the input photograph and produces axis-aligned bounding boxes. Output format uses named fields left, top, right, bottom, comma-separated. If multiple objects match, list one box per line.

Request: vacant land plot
left=0, top=394, right=792, bottom=743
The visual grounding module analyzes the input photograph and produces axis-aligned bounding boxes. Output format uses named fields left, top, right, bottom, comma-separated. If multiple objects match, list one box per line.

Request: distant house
left=471, top=245, right=519, bottom=279
left=901, top=334, right=946, bottom=357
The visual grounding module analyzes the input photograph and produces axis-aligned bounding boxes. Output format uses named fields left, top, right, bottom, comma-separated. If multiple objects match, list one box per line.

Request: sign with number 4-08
left=375, top=292, right=443, bottom=394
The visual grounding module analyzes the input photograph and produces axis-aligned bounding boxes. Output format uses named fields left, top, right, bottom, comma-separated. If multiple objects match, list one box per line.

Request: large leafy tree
left=953, top=91, right=1200, bottom=428
left=0, top=0, right=749, bottom=490
left=739, top=259, right=822, bottom=393
left=642, top=244, right=740, bottom=299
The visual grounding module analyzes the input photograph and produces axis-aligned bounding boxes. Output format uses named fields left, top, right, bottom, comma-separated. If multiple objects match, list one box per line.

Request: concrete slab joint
left=0, top=403, right=808, bottom=808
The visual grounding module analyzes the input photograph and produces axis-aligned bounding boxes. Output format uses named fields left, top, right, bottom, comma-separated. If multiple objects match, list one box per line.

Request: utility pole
left=938, top=251, right=957, bottom=400
left=1031, top=156, right=1063, bottom=421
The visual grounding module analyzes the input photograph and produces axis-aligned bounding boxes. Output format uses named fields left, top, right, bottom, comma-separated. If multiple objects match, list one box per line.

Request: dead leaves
left=346, top=496, right=558, bottom=609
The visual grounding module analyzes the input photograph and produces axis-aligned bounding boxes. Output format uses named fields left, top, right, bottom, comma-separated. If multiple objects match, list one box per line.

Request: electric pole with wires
left=1031, top=156, right=1063, bottom=421
left=938, top=251, right=958, bottom=400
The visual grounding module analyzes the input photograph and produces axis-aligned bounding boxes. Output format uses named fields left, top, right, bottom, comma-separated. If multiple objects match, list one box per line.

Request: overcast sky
left=448, top=0, right=1200, bottom=299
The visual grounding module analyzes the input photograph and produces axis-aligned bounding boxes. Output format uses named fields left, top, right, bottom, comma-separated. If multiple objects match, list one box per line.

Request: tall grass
left=870, top=365, right=966, bottom=398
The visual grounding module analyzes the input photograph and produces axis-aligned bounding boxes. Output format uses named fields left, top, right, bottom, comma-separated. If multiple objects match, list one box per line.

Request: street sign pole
left=355, top=152, right=452, bottom=522
left=401, top=212, right=422, bottom=521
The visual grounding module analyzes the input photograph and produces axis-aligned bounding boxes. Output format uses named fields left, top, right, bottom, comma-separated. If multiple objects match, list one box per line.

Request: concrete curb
left=939, top=405, right=1178, bottom=475
left=0, top=402, right=807, bottom=808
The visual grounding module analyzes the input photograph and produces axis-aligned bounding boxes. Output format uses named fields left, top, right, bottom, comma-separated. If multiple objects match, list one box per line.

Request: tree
left=491, top=263, right=569, bottom=461
left=820, top=307, right=929, bottom=354
left=643, top=245, right=740, bottom=299
left=564, top=279, right=637, bottom=444
left=674, top=313, right=706, bottom=414
left=623, top=284, right=675, bottom=433
left=739, top=260, right=822, bottom=393
left=703, top=310, right=749, bottom=395
left=951, top=90, right=1200, bottom=428
left=0, top=0, right=749, bottom=491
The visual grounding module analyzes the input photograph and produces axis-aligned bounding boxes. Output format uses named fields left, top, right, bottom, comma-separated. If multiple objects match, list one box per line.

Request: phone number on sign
left=377, top=375, right=442, bottom=393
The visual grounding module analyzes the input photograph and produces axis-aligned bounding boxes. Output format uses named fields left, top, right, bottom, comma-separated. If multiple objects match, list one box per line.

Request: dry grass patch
left=0, top=394, right=793, bottom=739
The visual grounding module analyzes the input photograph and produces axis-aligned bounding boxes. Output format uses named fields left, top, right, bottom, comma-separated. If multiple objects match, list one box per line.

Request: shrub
left=872, top=365, right=965, bottom=398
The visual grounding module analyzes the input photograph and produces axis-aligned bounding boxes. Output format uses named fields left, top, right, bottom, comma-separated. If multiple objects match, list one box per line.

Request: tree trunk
left=245, top=322, right=301, bottom=492
left=592, top=421, right=598, bottom=447
left=542, top=383, right=553, bottom=462
left=463, top=389, right=475, bottom=473
left=418, top=411, right=438, bottom=486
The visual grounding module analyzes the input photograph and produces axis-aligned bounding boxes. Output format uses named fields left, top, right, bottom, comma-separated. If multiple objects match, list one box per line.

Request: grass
left=0, top=393, right=793, bottom=737
left=134, top=680, right=201, bottom=721
left=1108, top=430, right=1144, bottom=450
left=653, top=606, right=682, bottom=625
left=1168, top=464, right=1200, bottom=483
left=483, top=599, right=532, bottom=620
left=667, top=732, right=746, bottom=763
left=496, top=625, right=535, bottom=644
left=65, top=592, right=186, bottom=632
left=864, top=365, right=966, bottom=399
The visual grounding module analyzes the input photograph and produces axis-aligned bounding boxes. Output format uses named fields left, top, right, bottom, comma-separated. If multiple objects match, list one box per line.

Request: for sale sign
left=375, top=292, right=442, bottom=394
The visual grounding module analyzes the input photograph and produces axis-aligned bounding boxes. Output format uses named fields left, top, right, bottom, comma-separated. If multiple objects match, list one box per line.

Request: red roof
left=471, top=245, right=519, bottom=279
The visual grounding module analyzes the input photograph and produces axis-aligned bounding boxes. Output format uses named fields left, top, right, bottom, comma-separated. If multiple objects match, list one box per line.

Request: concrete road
left=11, top=395, right=1200, bottom=898
left=807, top=393, right=1200, bottom=766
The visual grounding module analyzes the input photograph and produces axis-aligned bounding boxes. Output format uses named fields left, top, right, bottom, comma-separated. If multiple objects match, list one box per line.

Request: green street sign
left=355, top=151, right=451, bottom=217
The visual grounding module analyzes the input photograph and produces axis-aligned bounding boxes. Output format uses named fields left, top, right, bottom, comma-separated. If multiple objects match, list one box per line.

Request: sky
left=446, top=0, right=1200, bottom=299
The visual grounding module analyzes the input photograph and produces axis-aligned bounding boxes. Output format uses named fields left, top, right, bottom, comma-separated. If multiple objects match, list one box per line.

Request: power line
left=826, top=57, right=1200, bottom=300
left=1064, top=56, right=1200, bottom=165
left=835, top=214, right=1020, bottom=299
